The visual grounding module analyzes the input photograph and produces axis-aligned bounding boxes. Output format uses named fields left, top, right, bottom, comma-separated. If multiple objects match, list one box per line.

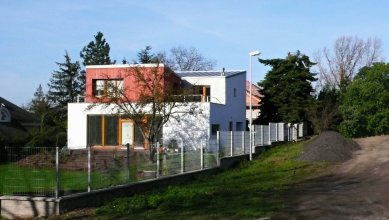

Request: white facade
left=179, top=71, right=246, bottom=132
left=68, top=103, right=118, bottom=149
left=67, top=70, right=246, bottom=149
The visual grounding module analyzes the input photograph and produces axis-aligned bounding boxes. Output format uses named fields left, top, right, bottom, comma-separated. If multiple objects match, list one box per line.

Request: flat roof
left=86, top=63, right=164, bottom=69
left=175, top=70, right=246, bottom=78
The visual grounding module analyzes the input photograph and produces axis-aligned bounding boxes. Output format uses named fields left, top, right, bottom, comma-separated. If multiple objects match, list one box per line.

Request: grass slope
left=94, top=142, right=327, bottom=219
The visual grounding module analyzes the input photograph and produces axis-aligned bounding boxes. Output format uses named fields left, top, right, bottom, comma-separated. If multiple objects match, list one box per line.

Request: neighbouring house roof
left=246, top=81, right=263, bottom=107
left=0, top=97, right=39, bottom=144
left=175, top=70, right=246, bottom=78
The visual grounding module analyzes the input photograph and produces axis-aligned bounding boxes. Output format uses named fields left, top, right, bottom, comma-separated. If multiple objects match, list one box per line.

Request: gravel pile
left=298, top=131, right=360, bottom=162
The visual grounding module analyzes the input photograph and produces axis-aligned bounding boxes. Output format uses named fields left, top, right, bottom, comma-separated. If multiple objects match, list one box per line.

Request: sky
left=1, top=0, right=389, bottom=106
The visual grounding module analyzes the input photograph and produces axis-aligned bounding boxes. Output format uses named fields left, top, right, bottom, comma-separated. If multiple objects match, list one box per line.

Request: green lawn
left=94, top=141, right=328, bottom=219
left=0, top=151, right=218, bottom=197
left=0, top=163, right=132, bottom=196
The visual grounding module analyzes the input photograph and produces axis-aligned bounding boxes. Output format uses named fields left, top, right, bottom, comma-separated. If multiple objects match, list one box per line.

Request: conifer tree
left=257, top=51, right=317, bottom=123
left=28, top=84, right=51, bottom=118
left=47, top=51, right=81, bottom=119
left=80, top=32, right=115, bottom=91
left=137, top=45, right=156, bottom=63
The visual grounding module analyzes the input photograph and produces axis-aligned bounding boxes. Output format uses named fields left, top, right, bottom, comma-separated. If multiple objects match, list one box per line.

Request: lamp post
left=249, top=50, right=260, bottom=161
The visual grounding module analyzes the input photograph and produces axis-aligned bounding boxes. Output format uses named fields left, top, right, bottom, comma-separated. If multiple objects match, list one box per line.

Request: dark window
left=233, top=88, right=237, bottom=97
left=87, top=115, right=102, bottom=146
left=211, top=124, right=220, bottom=135
left=236, top=122, right=243, bottom=131
left=105, top=116, right=118, bottom=145
left=206, top=87, right=210, bottom=96
left=229, top=121, right=233, bottom=131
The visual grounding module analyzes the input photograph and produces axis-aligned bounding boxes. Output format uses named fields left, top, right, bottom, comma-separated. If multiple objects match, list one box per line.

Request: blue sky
left=1, top=0, right=388, bottom=105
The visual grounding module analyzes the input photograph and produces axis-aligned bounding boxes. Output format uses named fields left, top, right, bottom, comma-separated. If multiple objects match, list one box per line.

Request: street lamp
left=249, top=50, right=260, bottom=161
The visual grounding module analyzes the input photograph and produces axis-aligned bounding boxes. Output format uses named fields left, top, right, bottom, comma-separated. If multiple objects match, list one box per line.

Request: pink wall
left=85, top=65, right=181, bottom=103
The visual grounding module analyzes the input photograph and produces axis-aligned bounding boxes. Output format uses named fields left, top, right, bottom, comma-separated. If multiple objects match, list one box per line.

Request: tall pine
left=47, top=51, right=81, bottom=120
left=80, top=32, right=115, bottom=91
left=137, top=45, right=156, bottom=64
left=28, top=84, right=51, bottom=119
left=257, top=51, right=317, bottom=123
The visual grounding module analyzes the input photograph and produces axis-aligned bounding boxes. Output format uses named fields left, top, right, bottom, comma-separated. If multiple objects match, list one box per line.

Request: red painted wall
left=85, top=65, right=181, bottom=103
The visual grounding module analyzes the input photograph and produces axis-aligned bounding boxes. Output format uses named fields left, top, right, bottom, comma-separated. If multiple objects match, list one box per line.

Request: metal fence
left=0, top=122, right=305, bottom=198
left=0, top=141, right=218, bottom=198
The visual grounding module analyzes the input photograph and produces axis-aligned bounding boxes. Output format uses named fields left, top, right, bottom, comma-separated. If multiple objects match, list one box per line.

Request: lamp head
left=249, top=51, right=261, bottom=56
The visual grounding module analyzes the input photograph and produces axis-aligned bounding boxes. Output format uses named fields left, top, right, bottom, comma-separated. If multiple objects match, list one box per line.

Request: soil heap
left=298, top=131, right=360, bottom=162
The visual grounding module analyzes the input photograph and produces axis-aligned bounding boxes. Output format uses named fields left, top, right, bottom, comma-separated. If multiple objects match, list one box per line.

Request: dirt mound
left=298, top=131, right=360, bottom=162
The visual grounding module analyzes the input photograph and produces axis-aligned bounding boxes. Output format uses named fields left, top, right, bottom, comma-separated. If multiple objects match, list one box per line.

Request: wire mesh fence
left=1, top=147, right=57, bottom=197
left=0, top=142, right=218, bottom=197
left=0, top=122, right=305, bottom=198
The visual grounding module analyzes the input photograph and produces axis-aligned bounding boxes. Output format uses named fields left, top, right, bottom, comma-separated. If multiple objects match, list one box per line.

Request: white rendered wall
left=182, top=73, right=246, bottom=132
left=246, top=109, right=261, bottom=121
left=181, top=76, right=226, bottom=104
left=67, top=103, right=118, bottom=149
left=68, top=102, right=211, bottom=150
left=209, top=73, right=246, bottom=131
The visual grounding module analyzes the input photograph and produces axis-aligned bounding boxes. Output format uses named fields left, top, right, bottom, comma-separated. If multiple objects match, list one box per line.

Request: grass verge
left=94, top=141, right=328, bottom=219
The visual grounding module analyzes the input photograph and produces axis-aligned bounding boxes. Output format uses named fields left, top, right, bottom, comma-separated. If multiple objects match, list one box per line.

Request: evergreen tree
left=137, top=45, right=156, bottom=63
left=27, top=84, right=66, bottom=146
left=80, top=31, right=115, bottom=91
left=28, top=84, right=51, bottom=118
left=47, top=51, right=81, bottom=119
left=257, top=51, right=317, bottom=123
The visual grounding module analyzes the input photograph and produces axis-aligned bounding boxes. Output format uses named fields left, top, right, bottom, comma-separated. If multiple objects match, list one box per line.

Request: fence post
left=216, top=131, right=220, bottom=166
left=268, top=123, right=271, bottom=145
left=88, top=145, right=91, bottom=192
left=276, top=123, right=278, bottom=142
left=181, top=141, right=184, bottom=173
left=249, top=126, right=253, bottom=161
left=261, top=125, right=264, bottom=146
left=156, top=143, right=160, bottom=178
left=126, top=143, right=130, bottom=182
left=200, top=141, right=204, bottom=170
left=242, top=131, right=245, bottom=155
left=55, top=146, right=59, bottom=198
left=230, top=131, right=233, bottom=156
left=253, top=130, right=256, bottom=155
left=288, top=123, right=290, bottom=141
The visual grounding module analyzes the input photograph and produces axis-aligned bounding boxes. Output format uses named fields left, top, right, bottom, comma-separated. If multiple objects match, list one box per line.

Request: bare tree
left=315, top=36, right=383, bottom=90
left=157, top=46, right=216, bottom=71
left=87, top=64, right=194, bottom=161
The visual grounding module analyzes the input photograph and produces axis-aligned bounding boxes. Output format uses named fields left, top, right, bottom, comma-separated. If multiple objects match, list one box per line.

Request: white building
left=67, top=65, right=246, bottom=150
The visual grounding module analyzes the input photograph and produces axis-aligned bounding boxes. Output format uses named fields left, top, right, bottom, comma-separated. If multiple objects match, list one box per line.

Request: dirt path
left=277, top=135, right=389, bottom=219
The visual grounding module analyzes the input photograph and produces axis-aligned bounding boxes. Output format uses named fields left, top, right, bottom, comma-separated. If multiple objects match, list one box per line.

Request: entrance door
left=121, top=121, right=134, bottom=147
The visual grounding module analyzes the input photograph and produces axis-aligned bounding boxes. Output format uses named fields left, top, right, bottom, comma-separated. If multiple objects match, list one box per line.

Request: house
left=0, top=97, right=39, bottom=145
left=67, top=64, right=246, bottom=150
left=246, top=81, right=263, bottom=122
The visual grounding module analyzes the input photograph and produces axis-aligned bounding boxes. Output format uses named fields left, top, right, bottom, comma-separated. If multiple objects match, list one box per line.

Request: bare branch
left=314, top=36, right=384, bottom=90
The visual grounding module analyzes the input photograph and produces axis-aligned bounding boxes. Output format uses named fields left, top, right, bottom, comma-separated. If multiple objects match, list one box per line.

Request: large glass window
left=87, top=115, right=118, bottom=146
left=87, top=115, right=102, bottom=146
left=105, top=116, right=119, bottom=145
left=134, top=125, right=144, bottom=147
